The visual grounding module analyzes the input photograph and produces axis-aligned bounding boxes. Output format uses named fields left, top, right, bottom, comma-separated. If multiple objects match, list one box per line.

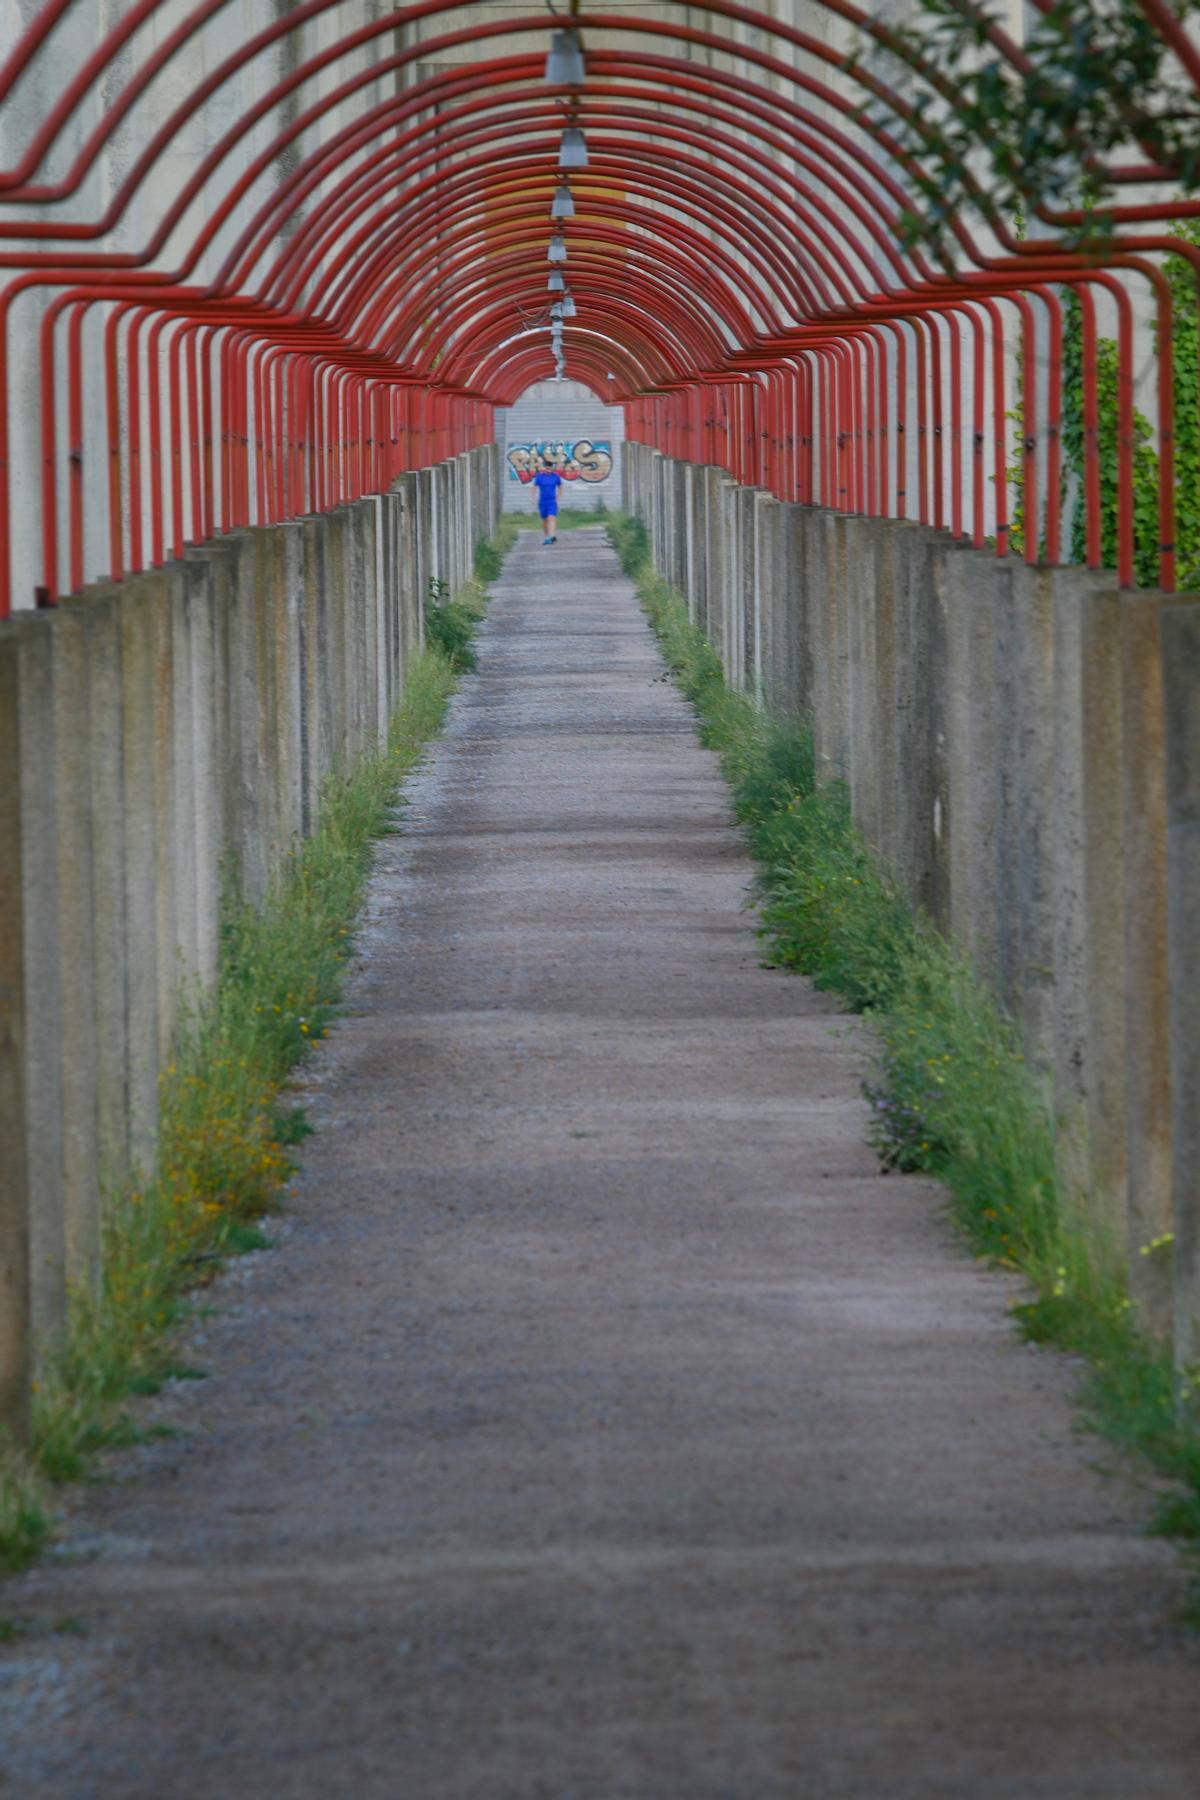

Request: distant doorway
left=497, top=379, right=623, bottom=513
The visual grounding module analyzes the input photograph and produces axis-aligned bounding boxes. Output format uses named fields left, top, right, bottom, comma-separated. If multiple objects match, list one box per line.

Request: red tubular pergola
left=0, top=0, right=1195, bottom=617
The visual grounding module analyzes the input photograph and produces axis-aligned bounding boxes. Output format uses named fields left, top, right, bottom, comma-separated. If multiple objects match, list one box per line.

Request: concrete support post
left=869, top=521, right=900, bottom=879
left=118, top=577, right=164, bottom=1177
left=394, top=475, right=421, bottom=668
left=752, top=493, right=779, bottom=705
left=701, top=469, right=724, bottom=640
left=1049, top=573, right=1128, bottom=1245
left=0, top=630, right=30, bottom=1439
left=820, top=515, right=851, bottom=786
left=1161, top=603, right=1200, bottom=1379
left=671, top=460, right=688, bottom=595
left=10, top=618, right=65, bottom=1357
left=184, top=558, right=221, bottom=996
left=844, top=518, right=881, bottom=852
left=77, top=590, right=130, bottom=1193
left=1120, top=592, right=1176, bottom=1332
left=52, top=604, right=102, bottom=1301
left=371, top=497, right=389, bottom=743
left=682, top=464, right=698, bottom=622
left=274, top=523, right=306, bottom=848
left=964, top=561, right=1007, bottom=994
left=781, top=505, right=813, bottom=720
left=1009, top=564, right=1058, bottom=1072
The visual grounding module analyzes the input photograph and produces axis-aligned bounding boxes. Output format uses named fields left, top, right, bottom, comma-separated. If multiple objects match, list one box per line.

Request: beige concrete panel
left=1049, top=571, right=1127, bottom=1248
left=869, top=518, right=899, bottom=875
left=1008, top=562, right=1057, bottom=1073
left=963, top=560, right=1008, bottom=996
left=1119, top=590, right=1176, bottom=1334
left=182, top=557, right=221, bottom=998
left=168, top=570, right=199, bottom=1020
left=8, top=616, right=66, bottom=1360
left=117, top=577, right=164, bottom=1179
left=50, top=603, right=102, bottom=1301
left=843, top=516, right=879, bottom=850
left=1160, top=602, right=1200, bottom=1379
left=299, top=517, right=329, bottom=835
left=0, top=628, right=30, bottom=1438
left=73, top=587, right=131, bottom=1196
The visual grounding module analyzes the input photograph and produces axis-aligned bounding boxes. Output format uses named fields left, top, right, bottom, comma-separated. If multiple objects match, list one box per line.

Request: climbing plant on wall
left=1005, top=225, right=1200, bottom=588
left=860, top=1, right=1200, bottom=256
left=1164, top=224, right=1200, bottom=590
left=1058, top=295, right=1161, bottom=588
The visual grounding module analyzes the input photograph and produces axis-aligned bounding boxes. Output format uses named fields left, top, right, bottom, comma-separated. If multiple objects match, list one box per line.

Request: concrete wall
left=0, top=444, right=499, bottom=1433
left=627, top=443, right=1200, bottom=1377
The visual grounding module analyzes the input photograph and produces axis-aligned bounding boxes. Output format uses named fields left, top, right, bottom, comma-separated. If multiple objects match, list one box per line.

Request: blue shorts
left=539, top=500, right=558, bottom=518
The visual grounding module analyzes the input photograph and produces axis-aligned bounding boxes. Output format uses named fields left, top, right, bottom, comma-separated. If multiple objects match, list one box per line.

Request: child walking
left=533, top=466, right=564, bottom=544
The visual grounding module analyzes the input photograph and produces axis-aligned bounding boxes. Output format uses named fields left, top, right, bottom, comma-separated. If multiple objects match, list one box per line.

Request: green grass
left=609, top=508, right=1200, bottom=1599
left=0, top=530, right=508, bottom=1577
left=425, top=575, right=487, bottom=673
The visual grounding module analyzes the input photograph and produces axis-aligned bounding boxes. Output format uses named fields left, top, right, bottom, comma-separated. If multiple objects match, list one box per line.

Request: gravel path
left=2, top=528, right=1197, bottom=1797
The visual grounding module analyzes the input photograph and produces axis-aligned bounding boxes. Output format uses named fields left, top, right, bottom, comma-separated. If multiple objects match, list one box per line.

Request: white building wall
left=497, top=379, right=623, bottom=513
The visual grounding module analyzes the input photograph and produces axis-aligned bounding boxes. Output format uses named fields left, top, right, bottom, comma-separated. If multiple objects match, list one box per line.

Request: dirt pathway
left=2, top=529, right=1197, bottom=1796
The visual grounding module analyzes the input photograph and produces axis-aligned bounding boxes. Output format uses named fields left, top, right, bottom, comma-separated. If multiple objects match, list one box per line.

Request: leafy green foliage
left=1059, top=296, right=1161, bottom=586
left=1007, top=232, right=1200, bottom=589
left=424, top=575, right=483, bottom=673
left=756, top=784, right=916, bottom=1013
left=860, top=1, right=1200, bottom=255
left=0, top=1450, right=48, bottom=1574
left=1164, top=227, right=1200, bottom=591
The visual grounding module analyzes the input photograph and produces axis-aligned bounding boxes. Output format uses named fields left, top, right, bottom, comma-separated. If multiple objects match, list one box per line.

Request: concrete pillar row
left=635, top=450, right=1200, bottom=1377
left=0, top=445, right=493, bottom=1434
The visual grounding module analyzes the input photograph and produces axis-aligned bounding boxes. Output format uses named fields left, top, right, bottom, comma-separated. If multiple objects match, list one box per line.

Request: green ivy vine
left=1005, top=224, right=1200, bottom=589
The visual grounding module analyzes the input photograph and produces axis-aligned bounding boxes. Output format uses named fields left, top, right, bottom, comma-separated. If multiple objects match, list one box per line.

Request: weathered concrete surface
left=632, top=453, right=1200, bottom=1366
left=1162, top=602, right=1200, bottom=1375
left=2, top=530, right=1197, bottom=1796
left=0, top=448, right=499, bottom=1429
left=0, top=630, right=29, bottom=1437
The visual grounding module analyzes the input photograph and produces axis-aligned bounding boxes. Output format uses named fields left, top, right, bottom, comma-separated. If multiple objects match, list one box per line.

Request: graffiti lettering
left=506, top=439, right=614, bottom=483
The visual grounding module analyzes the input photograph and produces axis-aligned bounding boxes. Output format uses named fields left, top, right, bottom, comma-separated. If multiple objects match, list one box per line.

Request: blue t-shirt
left=533, top=469, right=563, bottom=512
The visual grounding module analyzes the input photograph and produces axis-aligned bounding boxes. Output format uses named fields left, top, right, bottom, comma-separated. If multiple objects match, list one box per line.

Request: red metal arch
left=0, top=0, right=1194, bottom=614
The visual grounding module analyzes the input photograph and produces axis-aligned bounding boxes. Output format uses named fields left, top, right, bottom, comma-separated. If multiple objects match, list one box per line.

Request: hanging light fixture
left=550, top=183, right=575, bottom=221
left=549, top=301, right=564, bottom=321
left=561, top=294, right=577, bottom=318
left=548, top=233, right=568, bottom=263
left=547, top=271, right=565, bottom=292
left=545, top=29, right=585, bottom=86
left=559, top=128, right=588, bottom=169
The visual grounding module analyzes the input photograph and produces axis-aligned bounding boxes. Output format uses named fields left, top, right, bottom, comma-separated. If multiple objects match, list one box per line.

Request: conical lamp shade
left=559, top=129, right=588, bottom=169
left=551, top=184, right=575, bottom=220
left=561, top=294, right=577, bottom=318
left=547, top=271, right=565, bottom=292
left=545, top=30, right=585, bottom=86
left=547, top=233, right=568, bottom=263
